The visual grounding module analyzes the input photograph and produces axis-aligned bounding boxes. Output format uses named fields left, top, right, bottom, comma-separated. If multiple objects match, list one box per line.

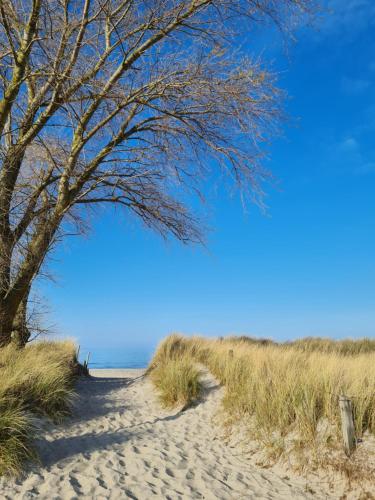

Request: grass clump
left=0, top=340, right=78, bottom=476
left=0, top=401, right=36, bottom=476
left=148, top=335, right=202, bottom=408
left=150, top=357, right=201, bottom=408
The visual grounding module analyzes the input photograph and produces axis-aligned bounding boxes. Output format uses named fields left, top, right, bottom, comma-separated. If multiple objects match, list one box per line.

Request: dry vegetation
left=0, top=341, right=78, bottom=476
left=149, top=334, right=375, bottom=477
left=148, top=338, right=202, bottom=408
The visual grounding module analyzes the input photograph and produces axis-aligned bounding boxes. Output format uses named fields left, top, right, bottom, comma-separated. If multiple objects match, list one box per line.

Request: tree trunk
left=0, top=289, right=33, bottom=348
left=11, top=287, right=31, bottom=347
left=0, top=229, right=14, bottom=346
left=0, top=217, right=58, bottom=345
left=0, top=301, right=15, bottom=346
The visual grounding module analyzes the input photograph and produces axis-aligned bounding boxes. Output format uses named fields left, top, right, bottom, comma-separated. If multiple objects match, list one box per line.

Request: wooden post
left=84, top=352, right=91, bottom=373
left=339, top=395, right=356, bottom=456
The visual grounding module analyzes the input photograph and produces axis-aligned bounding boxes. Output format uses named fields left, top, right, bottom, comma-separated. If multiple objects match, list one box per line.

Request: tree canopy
left=0, top=0, right=314, bottom=345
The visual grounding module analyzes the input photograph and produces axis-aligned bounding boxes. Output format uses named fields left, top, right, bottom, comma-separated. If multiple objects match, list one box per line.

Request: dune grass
left=0, top=341, right=78, bottom=476
left=222, top=334, right=375, bottom=355
left=286, top=336, right=375, bottom=355
left=150, top=334, right=375, bottom=467
left=0, top=400, right=36, bottom=477
left=149, top=358, right=202, bottom=408
left=148, top=335, right=202, bottom=408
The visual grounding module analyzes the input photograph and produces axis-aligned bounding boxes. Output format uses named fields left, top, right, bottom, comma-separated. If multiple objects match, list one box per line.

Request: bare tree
left=0, top=0, right=314, bottom=346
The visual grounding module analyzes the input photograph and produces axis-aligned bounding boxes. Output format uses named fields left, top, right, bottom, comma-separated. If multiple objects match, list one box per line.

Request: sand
left=0, top=369, right=358, bottom=499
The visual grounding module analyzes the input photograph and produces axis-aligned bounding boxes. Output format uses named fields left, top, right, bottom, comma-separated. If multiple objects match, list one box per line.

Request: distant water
left=78, top=346, right=155, bottom=369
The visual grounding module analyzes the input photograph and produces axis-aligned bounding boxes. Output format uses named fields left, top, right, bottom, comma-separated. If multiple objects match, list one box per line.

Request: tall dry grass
left=151, top=335, right=375, bottom=462
left=287, top=336, right=375, bottom=355
left=0, top=341, right=78, bottom=476
left=148, top=334, right=202, bottom=408
left=222, top=334, right=375, bottom=355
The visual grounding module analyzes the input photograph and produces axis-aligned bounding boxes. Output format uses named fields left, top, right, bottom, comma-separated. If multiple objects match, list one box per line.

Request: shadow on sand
left=68, top=375, right=143, bottom=421
left=34, top=372, right=220, bottom=468
left=35, top=374, right=191, bottom=468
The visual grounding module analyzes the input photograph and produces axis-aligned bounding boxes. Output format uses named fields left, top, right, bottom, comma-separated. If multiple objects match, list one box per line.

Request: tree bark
left=11, top=286, right=31, bottom=347
left=0, top=215, right=62, bottom=346
left=0, top=303, right=14, bottom=346
left=0, top=237, right=14, bottom=346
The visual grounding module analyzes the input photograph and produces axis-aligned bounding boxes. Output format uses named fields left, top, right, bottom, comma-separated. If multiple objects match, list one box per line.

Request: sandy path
left=0, top=369, right=330, bottom=499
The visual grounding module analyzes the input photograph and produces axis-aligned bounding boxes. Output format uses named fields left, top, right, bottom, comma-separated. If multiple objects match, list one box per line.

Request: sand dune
left=0, top=369, right=349, bottom=499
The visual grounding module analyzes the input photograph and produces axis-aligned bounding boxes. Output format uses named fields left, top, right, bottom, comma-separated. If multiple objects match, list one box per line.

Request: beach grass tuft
left=148, top=335, right=202, bottom=408
left=0, top=341, right=78, bottom=476
left=0, top=401, right=37, bottom=477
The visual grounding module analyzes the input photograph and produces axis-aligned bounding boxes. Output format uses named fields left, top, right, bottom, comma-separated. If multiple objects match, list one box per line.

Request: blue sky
left=40, top=0, right=375, bottom=351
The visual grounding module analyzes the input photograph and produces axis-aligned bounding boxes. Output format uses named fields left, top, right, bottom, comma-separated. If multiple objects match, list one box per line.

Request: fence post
left=339, top=395, right=356, bottom=456
left=84, top=352, right=91, bottom=374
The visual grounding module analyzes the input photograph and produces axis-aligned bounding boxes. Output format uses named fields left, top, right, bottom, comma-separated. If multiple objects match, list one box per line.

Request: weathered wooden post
left=84, top=352, right=91, bottom=374
left=339, top=395, right=356, bottom=456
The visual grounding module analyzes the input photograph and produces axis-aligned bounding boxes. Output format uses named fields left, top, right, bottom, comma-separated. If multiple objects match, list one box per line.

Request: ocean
left=78, top=345, right=155, bottom=369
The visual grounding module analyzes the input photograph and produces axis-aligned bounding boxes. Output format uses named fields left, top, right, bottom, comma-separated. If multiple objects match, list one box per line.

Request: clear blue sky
left=40, top=0, right=375, bottom=351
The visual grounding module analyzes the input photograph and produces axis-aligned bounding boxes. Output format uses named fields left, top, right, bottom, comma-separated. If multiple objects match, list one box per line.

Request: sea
left=77, top=345, right=155, bottom=369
